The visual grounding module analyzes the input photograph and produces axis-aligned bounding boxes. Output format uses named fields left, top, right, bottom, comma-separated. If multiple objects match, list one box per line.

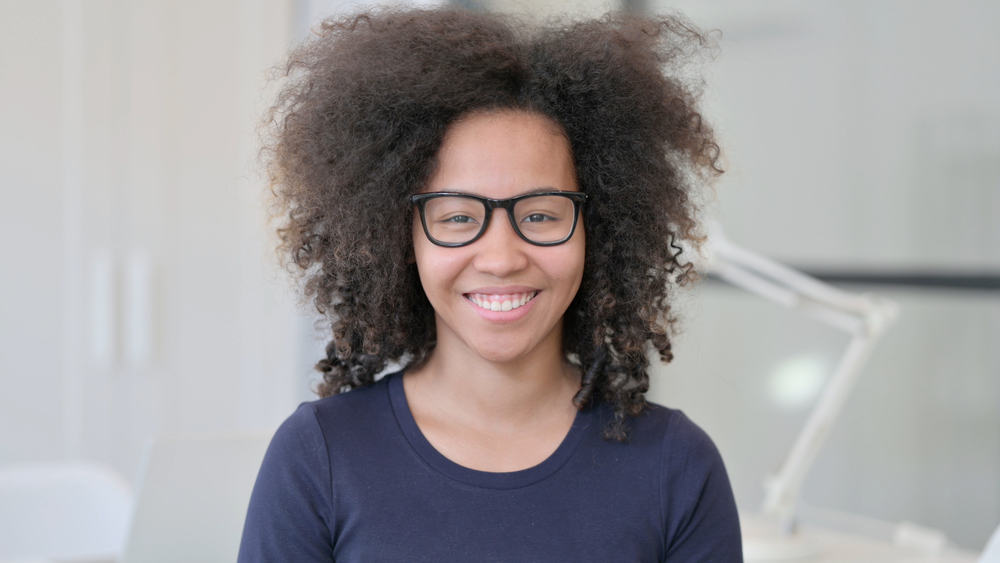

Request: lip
left=464, top=285, right=538, bottom=295
left=463, top=287, right=540, bottom=322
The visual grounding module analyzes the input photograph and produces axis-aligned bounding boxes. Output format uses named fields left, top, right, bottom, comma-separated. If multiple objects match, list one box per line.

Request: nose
left=471, top=209, right=529, bottom=277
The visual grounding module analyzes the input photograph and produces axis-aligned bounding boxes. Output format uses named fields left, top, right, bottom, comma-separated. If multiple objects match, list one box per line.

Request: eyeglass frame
left=410, top=190, right=588, bottom=248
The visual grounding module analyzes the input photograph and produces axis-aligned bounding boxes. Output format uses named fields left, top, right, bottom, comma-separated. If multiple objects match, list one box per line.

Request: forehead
left=424, top=110, right=578, bottom=196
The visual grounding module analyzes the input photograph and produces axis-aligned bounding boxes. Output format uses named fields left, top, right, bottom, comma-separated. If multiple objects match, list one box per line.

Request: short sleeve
left=660, top=411, right=743, bottom=562
left=238, top=403, right=335, bottom=562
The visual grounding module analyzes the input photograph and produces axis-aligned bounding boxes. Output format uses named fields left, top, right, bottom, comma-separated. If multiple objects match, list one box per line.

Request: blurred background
left=1, top=0, right=997, bottom=560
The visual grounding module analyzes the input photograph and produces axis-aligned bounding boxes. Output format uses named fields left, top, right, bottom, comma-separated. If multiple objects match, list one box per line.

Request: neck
left=406, top=328, right=580, bottom=432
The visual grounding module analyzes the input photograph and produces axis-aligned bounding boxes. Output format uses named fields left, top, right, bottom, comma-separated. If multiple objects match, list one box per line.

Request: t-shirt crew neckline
left=386, top=371, right=594, bottom=490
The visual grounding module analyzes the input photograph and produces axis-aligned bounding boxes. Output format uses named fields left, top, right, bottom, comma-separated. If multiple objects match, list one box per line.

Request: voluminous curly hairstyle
left=266, top=8, right=721, bottom=441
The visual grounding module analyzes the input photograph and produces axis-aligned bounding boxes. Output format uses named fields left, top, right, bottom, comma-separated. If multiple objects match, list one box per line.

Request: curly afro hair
left=265, top=8, right=721, bottom=441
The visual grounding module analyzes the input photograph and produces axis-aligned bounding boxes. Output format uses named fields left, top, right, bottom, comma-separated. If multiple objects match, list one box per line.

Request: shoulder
left=632, top=401, right=705, bottom=437
left=631, top=401, right=725, bottom=495
left=640, top=403, right=722, bottom=471
left=635, top=402, right=743, bottom=561
left=303, top=374, right=394, bottom=430
left=621, top=402, right=720, bottom=464
left=622, top=403, right=729, bottom=506
left=267, top=375, right=388, bottom=444
left=259, top=374, right=397, bottom=483
left=239, top=375, right=398, bottom=562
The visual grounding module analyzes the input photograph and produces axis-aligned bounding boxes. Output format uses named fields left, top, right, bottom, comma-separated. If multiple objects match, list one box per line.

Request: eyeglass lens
left=422, top=195, right=577, bottom=245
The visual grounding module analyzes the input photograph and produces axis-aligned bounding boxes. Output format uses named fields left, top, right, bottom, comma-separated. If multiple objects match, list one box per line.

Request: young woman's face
left=412, top=110, right=585, bottom=365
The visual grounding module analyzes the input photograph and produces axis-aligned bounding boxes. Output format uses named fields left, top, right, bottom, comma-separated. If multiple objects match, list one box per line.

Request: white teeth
left=468, top=291, right=537, bottom=312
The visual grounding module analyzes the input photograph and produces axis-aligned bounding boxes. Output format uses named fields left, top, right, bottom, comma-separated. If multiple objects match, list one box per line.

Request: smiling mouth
left=465, top=291, right=538, bottom=312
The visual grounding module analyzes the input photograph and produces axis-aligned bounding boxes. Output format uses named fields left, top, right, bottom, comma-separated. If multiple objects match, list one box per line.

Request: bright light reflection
left=768, top=354, right=827, bottom=410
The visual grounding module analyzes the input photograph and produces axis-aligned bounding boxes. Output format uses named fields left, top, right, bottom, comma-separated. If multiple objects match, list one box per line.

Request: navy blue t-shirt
left=239, top=372, right=742, bottom=562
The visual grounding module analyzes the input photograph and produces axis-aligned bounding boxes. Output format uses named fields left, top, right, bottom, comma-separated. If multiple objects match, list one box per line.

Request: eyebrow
left=428, top=186, right=571, bottom=196
left=522, top=186, right=564, bottom=195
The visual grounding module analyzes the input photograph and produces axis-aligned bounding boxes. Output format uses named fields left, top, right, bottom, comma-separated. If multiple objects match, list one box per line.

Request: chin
left=463, top=331, right=556, bottom=366
left=469, top=344, right=530, bottom=365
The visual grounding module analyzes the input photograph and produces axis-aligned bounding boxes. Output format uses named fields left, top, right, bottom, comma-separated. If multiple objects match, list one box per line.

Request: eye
left=521, top=213, right=556, bottom=223
left=441, top=214, right=479, bottom=224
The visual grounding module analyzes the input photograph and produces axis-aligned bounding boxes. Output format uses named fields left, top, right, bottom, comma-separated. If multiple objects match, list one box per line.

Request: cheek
left=567, top=229, right=586, bottom=283
left=412, top=221, right=436, bottom=295
left=412, top=223, right=467, bottom=297
left=548, top=238, right=586, bottom=298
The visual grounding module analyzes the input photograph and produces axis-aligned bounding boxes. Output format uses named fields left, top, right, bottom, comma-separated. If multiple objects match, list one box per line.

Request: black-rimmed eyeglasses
left=410, top=191, right=587, bottom=247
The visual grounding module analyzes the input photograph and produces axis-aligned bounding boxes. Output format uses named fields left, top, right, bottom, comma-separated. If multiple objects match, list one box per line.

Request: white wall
left=668, top=0, right=1000, bottom=268
left=0, top=0, right=304, bottom=484
left=1, top=1, right=69, bottom=463
left=644, top=0, right=1000, bottom=550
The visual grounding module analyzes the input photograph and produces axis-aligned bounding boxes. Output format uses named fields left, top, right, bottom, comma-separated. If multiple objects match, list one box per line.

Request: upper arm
left=660, top=411, right=743, bottom=562
left=238, top=403, right=335, bottom=563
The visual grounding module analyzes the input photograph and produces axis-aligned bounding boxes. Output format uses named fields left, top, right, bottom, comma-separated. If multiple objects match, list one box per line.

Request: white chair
left=0, top=461, right=133, bottom=562
left=981, top=523, right=1000, bottom=563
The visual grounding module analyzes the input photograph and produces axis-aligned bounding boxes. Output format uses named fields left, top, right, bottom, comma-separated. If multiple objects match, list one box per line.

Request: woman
left=240, top=7, right=742, bottom=562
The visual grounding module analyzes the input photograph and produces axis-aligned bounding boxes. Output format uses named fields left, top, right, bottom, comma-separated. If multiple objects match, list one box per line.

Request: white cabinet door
left=0, top=0, right=304, bottom=483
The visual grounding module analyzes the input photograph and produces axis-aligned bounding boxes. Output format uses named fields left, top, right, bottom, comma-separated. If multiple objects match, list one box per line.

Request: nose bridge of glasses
left=480, top=199, right=523, bottom=241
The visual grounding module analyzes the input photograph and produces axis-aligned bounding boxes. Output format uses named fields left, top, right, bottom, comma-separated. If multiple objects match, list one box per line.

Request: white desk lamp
left=702, top=223, right=952, bottom=559
left=705, top=224, right=986, bottom=561
left=705, top=222, right=899, bottom=525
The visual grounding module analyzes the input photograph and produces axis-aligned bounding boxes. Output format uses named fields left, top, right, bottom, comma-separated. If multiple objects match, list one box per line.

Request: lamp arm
left=704, top=225, right=899, bottom=530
